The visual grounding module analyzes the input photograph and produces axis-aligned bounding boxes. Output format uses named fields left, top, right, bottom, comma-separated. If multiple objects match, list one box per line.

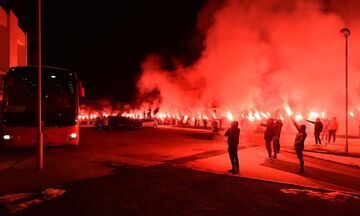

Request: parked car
left=141, top=119, right=158, bottom=128
left=97, top=116, right=142, bottom=130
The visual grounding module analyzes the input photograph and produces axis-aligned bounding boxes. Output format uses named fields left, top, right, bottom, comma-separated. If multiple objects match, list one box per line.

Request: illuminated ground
left=1, top=164, right=359, bottom=216
left=0, top=126, right=360, bottom=215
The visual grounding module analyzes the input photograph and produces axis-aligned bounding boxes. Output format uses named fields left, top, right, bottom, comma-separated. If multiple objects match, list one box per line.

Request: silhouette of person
left=328, top=117, right=339, bottom=143
left=306, top=118, right=323, bottom=145
left=321, top=118, right=329, bottom=143
left=273, top=118, right=283, bottom=154
left=291, top=117, right=307, bottom=173
left=212, top=120, right=219, bottom=133
left=224, top=121, right=240, bottom=173
left=203, top=119, right=208, bottom=128
left=260, top=118, right=275, bottom=159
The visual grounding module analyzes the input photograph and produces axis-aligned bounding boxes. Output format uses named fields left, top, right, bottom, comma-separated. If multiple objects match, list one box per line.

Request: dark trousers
left=314, top=132, right=321, bottom=145
left=273, top=137, right=280, bottom=153
left=295, top=148, right=304, bottom=171
left=328, top=130, right=336, bottom=143
left=228, top=146, right=239, bottom=171
left=265, top=139, right=277, bottom=158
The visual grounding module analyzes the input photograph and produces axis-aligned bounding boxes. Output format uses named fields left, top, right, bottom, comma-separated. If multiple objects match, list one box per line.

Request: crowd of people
left=224, top=116, right=339, bottom=174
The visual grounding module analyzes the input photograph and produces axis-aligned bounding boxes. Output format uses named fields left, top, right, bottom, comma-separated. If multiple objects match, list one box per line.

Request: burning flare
left=226, top=111, right=234, bottom=121
left=309, top=111, right=319, bottom=120
left=284, top=106, right=293, bottom=116
left=295, top=114, right=303, bottom=121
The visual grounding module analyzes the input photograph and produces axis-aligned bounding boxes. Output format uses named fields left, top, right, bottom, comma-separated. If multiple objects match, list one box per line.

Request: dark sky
left=8, top=0, right=208, bottom=101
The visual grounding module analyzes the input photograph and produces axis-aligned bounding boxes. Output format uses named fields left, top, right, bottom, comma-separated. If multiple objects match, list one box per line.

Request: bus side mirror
left=78, top=81, right=85, bottom=98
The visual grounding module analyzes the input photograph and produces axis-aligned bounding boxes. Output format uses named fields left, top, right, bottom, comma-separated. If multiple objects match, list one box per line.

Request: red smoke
left=137, top=0, right=360, bottom=135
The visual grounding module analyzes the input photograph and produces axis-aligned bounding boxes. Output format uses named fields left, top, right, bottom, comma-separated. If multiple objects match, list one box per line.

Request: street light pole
left=340, top=27, right=351, bottom=155
left=37, top=0, right=43, bottom=170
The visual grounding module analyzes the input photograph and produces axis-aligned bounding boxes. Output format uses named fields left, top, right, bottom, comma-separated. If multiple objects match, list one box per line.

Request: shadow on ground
left=184, top=132, right=216, bottom=140
left=1, top=164, right=359, bottom=216
left=261, top=159, right=360, bottom=192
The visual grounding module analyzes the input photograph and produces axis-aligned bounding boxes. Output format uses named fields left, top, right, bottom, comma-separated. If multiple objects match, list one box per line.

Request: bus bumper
left=1, top=126, right=79, bottom=147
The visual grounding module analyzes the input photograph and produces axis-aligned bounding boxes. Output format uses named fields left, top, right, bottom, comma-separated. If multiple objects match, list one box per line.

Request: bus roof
left=8, top=66, right=72, bottom=73
left=6, top=66, right=78, bottom=80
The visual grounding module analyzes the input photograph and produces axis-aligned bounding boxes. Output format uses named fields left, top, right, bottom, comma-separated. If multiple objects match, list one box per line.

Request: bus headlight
left=3, top=135, right=12, bottom=140
left=70, top=133, right=77, bottom=139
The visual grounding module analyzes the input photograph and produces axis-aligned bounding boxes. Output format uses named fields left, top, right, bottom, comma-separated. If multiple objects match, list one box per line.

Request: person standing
left=224, top=121, right=240, bottom=173
left=212, top=120, right=219, bottom=134
left=103, top=115, right=109, bottom=130
left=291, top=117, right=307, bottom=173
left=306, top=118, right=323, bottom=145
left=203, top=119, right=208, bottom=128
left=321, top=118, right=329, bottom=143
left=260, top=118, right=275, bottom=159
left=328, top=117, right=339, bottom=143
left=273, top=118, right=283, bottom=154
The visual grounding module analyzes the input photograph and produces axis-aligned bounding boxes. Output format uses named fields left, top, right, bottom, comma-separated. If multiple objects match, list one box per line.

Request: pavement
left=268, top=132, right=360, bottom=168
left=162, top=126, right=360, bottom=194
left=173, top=124, right=360, bottom=165
left=184, top=146, right=360, bottom=194
left=279, top=132, right=360, bottom=158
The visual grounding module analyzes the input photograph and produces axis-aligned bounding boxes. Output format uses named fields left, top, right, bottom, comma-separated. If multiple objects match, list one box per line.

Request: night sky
left=7, top=0, right=208, bottom=101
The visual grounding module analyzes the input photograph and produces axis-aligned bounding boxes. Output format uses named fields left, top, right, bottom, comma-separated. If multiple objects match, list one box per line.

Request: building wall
left=0, top=6, right=27, bottom=75
left=0, top=6, right=27, bottom=101
left=0, top=6, right=10, bottom=74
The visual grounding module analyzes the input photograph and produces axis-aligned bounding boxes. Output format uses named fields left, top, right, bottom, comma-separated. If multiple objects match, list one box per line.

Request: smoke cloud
left=136, top=0, right=360, bottom=134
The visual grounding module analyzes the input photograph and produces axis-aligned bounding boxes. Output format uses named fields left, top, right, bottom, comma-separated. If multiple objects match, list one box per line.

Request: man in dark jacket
left=306, top=118, right=323, bottom=145
left=260, top=118, right=275, bottom=159
left=273, top=118, right=283, bottom=154
left=291, top=117, right=307, bottom=173
left=225, top=121, right=240, bottom=173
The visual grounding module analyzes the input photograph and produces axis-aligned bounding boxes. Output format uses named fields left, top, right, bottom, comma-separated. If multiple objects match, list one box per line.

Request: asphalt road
left=0, top=126, right=228, bottom=193
left=1, top=126, right=360, bottom=215
left=1, top=126, right=360, bottom=194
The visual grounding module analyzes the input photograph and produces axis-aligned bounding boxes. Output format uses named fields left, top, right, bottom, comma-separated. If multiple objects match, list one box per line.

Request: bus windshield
left=2, top=67, right=78, bottom=127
